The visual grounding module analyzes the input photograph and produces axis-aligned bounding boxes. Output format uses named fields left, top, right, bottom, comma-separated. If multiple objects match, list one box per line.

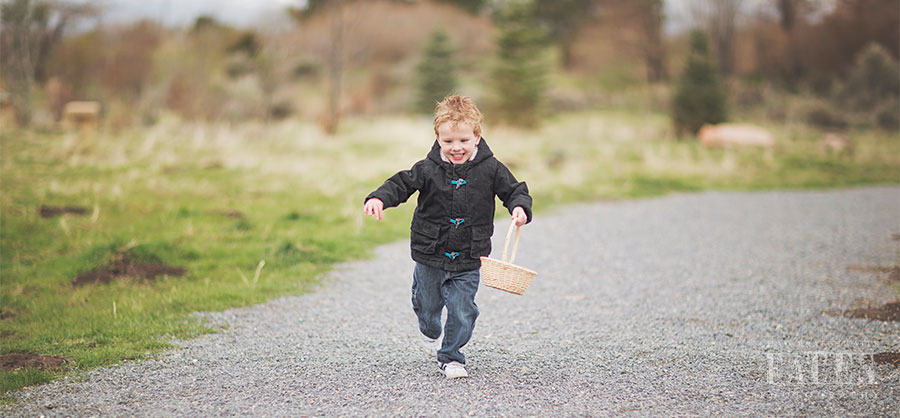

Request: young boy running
left=364, top=95, right=532, bottom=379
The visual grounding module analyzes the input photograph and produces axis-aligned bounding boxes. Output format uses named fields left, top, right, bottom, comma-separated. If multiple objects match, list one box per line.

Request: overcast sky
left=81, top=0, right=808, bottom=34
left=91, top=0, right=298, bottom=28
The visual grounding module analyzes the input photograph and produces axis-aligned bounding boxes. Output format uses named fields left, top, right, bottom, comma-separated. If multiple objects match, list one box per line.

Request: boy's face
left=436, top=122, right=480, bottom=165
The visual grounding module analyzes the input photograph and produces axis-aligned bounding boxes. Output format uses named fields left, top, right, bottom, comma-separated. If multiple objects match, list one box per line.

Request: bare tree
left=638, top=0, right=668, bottom=82
left=324, top=0, right=343, bottom=134
left=690, top=0, right=740, bottom=77
left=777, top=0, right=798, bottom=31
left=290, top=0, right=364, bottom=134
left=775, top=0, right=827, bottom=32
left=0, top=0, right=97, bottom=126
left=594, top=0, right=668, bottom=82
left=534, top=0, right=595, bottom=69
left=709, top=0, right=738, bottom=77
left=2, top=0, right=47, bottom=126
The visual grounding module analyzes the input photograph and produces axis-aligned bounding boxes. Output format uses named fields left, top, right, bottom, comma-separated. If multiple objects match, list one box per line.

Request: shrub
left=875, top=100, right=899, bottom=131
left=292, top=61, right=320, bottom=80
left=671, top=30, right=728, bottom=136
left=269, top=101, right=294, bottom=120
left=805, top=102, right=848, bottom=130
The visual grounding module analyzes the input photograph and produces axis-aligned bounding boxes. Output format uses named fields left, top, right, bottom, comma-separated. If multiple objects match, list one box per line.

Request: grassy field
left=1, top=110, right=898, bottom=396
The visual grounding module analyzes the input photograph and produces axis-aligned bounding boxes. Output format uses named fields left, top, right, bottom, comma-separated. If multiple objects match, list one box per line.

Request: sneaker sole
left=439, top=364, right=468, bottom=379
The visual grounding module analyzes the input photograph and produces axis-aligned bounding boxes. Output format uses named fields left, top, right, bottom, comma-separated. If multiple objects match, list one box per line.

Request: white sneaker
left=439, top=361, right=468, bottom=379
left=420, top=336, right=440, bottom=357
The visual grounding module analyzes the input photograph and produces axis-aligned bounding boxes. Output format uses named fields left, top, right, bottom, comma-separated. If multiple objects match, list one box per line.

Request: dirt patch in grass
left=0, top=331, right=24, bottom=339
left=873, top=352, right=900, bottom=368
left=39, top=205, right=89, bottom=218
left=841, top=301, right=900, bottom=322
left=0, top=353, right=72, bottom=371
left=72, top=254, right=187, bottom=287
left=0, top=309, right=14, bottom=321
left=214, top=209, right=245, bottom=219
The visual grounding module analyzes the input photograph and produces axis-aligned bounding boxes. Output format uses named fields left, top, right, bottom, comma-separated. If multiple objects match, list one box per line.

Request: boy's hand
left=364, top=198, right=384, bottom=221
left=512, top=206, right=527, bottom=227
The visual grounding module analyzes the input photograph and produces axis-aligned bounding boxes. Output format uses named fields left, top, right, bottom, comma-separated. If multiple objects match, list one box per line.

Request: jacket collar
left=427, top=138, right=494, bottom=169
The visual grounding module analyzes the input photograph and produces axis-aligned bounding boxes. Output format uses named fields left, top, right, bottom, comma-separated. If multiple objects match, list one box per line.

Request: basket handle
left=500, top=220, right=521, bottom=264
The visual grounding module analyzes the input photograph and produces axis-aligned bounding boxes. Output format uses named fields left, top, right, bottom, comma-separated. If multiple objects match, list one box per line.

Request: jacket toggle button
left=444, top=252, right=459, bottom=260
left=450, top=179, right=467, bottom=189
left=449, top=218, right=465, bottom=228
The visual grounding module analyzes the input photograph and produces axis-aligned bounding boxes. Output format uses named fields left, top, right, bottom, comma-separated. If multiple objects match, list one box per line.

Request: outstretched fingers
left=364, top=198, right=384, bottom=221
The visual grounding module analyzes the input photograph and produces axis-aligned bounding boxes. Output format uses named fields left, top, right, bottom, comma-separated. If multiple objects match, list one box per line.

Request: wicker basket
left=480, top=220, right=537, bottom=295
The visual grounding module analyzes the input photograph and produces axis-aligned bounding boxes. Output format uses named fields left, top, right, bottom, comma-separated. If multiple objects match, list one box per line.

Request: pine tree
left=836, top=42, right=899, bottom=113
left=671, top=30, right=728, bottom=137
left=492, top=1, right=547, bottom=128
left=415, top=30, right=458, bottom=114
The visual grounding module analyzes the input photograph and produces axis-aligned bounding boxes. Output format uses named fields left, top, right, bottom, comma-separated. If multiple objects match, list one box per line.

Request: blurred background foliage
left=0, top=0, right=897, bottom=133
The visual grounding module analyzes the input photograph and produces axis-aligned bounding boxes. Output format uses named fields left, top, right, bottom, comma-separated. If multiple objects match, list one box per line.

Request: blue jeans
left=411, top=263, right=480, bottom=365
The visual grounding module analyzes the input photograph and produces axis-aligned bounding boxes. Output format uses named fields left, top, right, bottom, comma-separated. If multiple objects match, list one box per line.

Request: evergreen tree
left=671, top=30, right=728, bottom=137
left=835, top=42, right=899, bottom=112
left=492, top=1, right=547, bottom=128
left=415, top=30, right=458, bottom=114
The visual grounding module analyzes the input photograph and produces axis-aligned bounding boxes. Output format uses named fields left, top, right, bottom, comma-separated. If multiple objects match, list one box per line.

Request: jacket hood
left=426, top=138, right=495, bottom=169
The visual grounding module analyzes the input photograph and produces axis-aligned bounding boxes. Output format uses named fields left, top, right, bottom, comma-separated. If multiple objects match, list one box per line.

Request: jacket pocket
left=410, top=217, right=441, bottom=254
left=470, top=224, right=494, bottom=258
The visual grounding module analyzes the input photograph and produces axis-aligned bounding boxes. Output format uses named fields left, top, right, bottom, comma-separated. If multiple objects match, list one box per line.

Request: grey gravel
left=4, top=186, right=899, bottom=417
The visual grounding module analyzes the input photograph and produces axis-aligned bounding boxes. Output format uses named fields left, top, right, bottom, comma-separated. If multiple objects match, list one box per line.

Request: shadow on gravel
left=0, top=353, right=72, bottom=371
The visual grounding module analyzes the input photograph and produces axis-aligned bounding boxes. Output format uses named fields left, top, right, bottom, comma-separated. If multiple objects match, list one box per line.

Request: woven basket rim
left=479, top=256, right=537, bottom=276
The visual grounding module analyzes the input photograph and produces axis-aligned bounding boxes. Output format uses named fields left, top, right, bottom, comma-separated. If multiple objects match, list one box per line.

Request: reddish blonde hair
left=433, top=95, right=483, bottom=138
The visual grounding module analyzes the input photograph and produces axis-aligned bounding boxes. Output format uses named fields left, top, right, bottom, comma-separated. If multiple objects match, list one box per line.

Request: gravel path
left=4, top=187, right=899, bottom=417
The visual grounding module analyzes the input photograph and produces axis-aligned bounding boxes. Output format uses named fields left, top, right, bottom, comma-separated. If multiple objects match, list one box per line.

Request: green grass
left=1, top=110, right=898, bottom=397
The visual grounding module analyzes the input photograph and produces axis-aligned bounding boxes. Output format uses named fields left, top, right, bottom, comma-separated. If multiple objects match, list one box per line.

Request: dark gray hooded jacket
left=366, top=139, right=532, bottom=271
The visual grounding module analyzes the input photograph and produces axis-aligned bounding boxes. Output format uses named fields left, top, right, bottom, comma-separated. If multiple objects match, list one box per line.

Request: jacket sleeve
left=365, top=160, right=425, bottom=208
left=494, top=161, right=533, bottom=224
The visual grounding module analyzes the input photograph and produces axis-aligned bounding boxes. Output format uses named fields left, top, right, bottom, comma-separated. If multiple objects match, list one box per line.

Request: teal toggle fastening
left=450, top=178, right=467, bottom=189
left=445, top=252, right=459, bottom=260
left=449, top=218, right=465, bottom=228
